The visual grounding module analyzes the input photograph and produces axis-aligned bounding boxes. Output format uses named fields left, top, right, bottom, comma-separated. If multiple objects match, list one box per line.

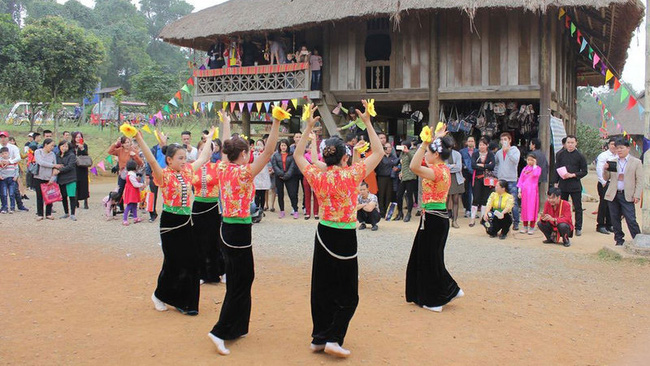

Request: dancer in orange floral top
left=191, top=115, right=232, bottom=285
left=293, top=101, right=383, bottom=358
left=208, top=110, right=281, bottom=356
left=406, top=126, right=464, bottom=313
left=135, top=126, right=215, bottom=316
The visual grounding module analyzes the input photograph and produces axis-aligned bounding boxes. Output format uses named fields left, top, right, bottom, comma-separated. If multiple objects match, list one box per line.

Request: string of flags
left=558, top=8, right=644, bottom=117
left=590, top=92, right=641, bottom=153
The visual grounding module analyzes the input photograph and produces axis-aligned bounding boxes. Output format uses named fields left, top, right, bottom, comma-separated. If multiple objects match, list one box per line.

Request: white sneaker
left=519, top=227, right=527, bottom=234
left=451, top=289, right=465, bottom=302
left=151, top=293, right=168, bottom=312
left=220, top=274, right=226, bottom=284
left=528, top=227, right=535, bottom=235
left=310, top=343, right=325, bottom=352
left=200, top=279, right=205, bottom=285
left=423, top=305, right=443, bottom=312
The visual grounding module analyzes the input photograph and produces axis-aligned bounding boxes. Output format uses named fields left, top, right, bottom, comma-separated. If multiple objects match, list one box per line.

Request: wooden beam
left=193, top=91, right=322, bottom=103
left=439, top=89, right=540, bottom=100
left=607, top=5, right=616, bottom=58
left=428, top=13, right=439, bottom=126
left=539, top=12, right=552, bottom=192
left=332, top=90, right=430, bottom=102
left=241, top=110, right=251, bottom=137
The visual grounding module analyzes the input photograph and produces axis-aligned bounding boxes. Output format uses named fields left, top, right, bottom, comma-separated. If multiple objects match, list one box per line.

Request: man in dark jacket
left=529, top=138, right=549, bottom=210
left=554, top=135, right=587, bottom=236
left=375, top=142, right=399, bottom=217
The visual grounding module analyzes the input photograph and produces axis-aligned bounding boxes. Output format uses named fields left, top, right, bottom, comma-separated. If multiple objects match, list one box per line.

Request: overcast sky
left=70, top=0, right=646, bottom=92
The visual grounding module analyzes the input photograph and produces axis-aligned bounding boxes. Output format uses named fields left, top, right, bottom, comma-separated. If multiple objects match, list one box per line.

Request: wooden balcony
left=193, top=62, right=322, bottom=102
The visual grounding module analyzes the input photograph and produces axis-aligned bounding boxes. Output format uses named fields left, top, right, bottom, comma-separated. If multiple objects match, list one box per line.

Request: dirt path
left=1, top=177, right=650, bottom=365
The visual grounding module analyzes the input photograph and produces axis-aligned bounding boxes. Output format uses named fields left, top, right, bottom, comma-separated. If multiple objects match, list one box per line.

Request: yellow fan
left=355, top=141, right=370, bottom=154
left=435, top=122, right=446, bottom=134
left=272, top=106, right=291, bottom=121
left=212, top=127, right=220, bottom=140
left=367, top=99, right=377, bottom=117
left=301, top=104, right=311, bottom=121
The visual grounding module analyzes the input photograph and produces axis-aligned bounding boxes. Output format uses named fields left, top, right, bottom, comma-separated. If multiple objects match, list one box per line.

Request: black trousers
left=487, top=213, right=512, bottom=236
left=276, top=176, right=299, bottom=212
left=148, top=175, right=159, bottom=218
left=357, top=209, right=380, bottom=226
left=117, top=175, right=126, bottom=211
left=596, top=182, right=611, bottom=229
left=462, top=171, right=473, bottom=210
left=211, top=222, right=254, bottom=340
left=255, top=190, right=266, bottom=210
left=561, top=191, right=583, bottom=231
left=472, top=178, right=492, bottom=207
left=34, top=178, right=52, bottom=217
left=608, top=192, right=641, bottom=245
left=60, top=183, right=76, bottom=216
left=397, top=179, right=418, bottom=212
left=376, top=176, right=393, bottom=216
left=538, top=221, right=572, bottom=242
left=311, top=224, right=358, bottom=346
left=192, top=201, right=225, bottom=282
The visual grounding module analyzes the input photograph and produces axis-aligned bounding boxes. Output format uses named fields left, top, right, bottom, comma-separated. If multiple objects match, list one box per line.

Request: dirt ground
left=1, top=175, right=650, bottom=365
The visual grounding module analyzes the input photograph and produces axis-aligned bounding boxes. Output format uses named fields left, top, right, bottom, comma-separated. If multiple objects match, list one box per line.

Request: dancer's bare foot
left=310, top=343, right=325, bottom=352
left=151, top=293, right=168, bottom=312
left=324, top=342, right=350, bottom=358
left=208, top=333, right=230, bottom=355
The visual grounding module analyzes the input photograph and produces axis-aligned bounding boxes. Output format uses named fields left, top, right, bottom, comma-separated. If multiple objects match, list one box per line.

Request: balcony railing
left=194, top=62, right=311, bottom=98
left=366, top=61, right=390, bottom=92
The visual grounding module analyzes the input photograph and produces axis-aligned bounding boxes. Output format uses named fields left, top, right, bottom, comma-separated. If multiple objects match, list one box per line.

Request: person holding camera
left=482, top=180, right=515, bottom=239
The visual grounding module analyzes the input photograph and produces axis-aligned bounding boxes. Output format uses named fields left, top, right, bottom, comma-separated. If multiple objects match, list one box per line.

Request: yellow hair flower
left=355, top=141, right=370, bottom=154
left=272, top=106, right=292, bottom=121
left=301, top=104, right=311, bottom=121
left=119, top=123, right=138, bottom=138
left=240, top=134, right=248, bottom=141
left=420, top=125, right=433, bottom=144
left=367, top=99, right=377, bottom=117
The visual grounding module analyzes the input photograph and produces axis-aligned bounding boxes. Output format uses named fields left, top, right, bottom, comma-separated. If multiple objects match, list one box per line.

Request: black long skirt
left=154, top=211, right=200, bottom=312
left=75, top=166, right=89, bottom=200
left=191, top=201, right=225, bottom=283
left=210, top=222, right=254, bottom=340
left=311, top=224, right=359, bottom=346
left=406, top=211, right=460, bottom=307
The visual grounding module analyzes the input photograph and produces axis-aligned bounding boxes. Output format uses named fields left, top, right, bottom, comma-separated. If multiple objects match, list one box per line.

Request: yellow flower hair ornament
left=355, top=141, right=370, bottom=154
left=301, top=104, right=311, bottom=121
left=367, top=99, right=377, bottom=117
left=272, top=105, right=292, bottom=121
left=240, top=134, right=248, bottom=141
left=419, top=125, right=433, bottom=144
left=119, top=123, right=138, bottom=138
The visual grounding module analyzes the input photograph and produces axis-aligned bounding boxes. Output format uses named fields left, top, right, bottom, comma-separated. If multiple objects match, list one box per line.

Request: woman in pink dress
left=517, top=153, right=541, bottom=234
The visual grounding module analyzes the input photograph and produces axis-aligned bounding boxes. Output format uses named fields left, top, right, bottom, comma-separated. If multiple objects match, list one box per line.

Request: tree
left=130, top=65, right=177, bottom=111
left=20, top=16, right=105, bottom=130
left=576, top=123, right=604, bottom=163
left=0, top=13, right=41, bottom=102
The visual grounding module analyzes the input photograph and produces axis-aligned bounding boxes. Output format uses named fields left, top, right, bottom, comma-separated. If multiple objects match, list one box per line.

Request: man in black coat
left=554, top=135, right=587, bottom=236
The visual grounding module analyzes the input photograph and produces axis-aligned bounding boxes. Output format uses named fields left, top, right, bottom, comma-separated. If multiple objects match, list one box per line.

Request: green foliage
left=130, top=65, right=177, bottom=111
left=0, top=13, right=41, bottom=101
left=576, top=122, right=603, bottom=163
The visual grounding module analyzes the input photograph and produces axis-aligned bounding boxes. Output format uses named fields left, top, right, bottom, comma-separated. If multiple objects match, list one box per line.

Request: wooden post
left=638, top=0, right=650, bottom=239
left=428, top=12, right=439, bottom=126
left=539, top=12, right=552, bottom=199
left=242, top=110, right=251, bottom=137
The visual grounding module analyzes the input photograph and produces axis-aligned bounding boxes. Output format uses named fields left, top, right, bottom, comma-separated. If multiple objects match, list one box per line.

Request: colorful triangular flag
left=558, top=8, right=566, bottom=19
left=614, top=78, right=621, bottom=91
left=247, top=102, right=253, bottom=112
left=163, top=105, right=171, bottom=114
left=580, top=39, right=587, bottom=53
left=230, top=102, right=236, bottom=113
left=97, top=161, right=106, bottom=172
left=222, top=102, right=228, bottom=111
left=605, top=69, right=613, bottom=82
left=90, top=166, right=98, bottom=176
left=175, top=91, right=182, bottom=100
left=181, top=85, right=191, bottom=94
left=565, top=16, right=570, bottom=29
left=588, top=47, right=594, bottom=60
left=291, top=99, right=298, bottom=109
left=638, top=105, right=645, bottom=120
left=207, top=102, right=213, bottom=112
left=264, top=102, right=271, bottom=111
left=142, top=125, right=152, bottom=134
left=627, top=96, right=637, bottom=110
left=570, top=23, right=576, bottom=36
left=154, top=111, right=163, bottom=120
left=169, top=98, right=178, bottom=108
left=238, top=102, right=245, bottom=112
left=187, top=77, right=195, bottom=86
left=620, top=87, right=629, bottom=103
left=576, top=30, right=581, bottom=45
left=193, top=102, right=198, bottom=111
left=592, top=54, right=600, bottom=69
left=256, top=102, right=263, bottom=112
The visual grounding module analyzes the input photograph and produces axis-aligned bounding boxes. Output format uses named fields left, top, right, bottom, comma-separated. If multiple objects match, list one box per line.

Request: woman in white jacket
left=446, top=138, right=465, bottom=228
left=253, top=139, right=272, bottom=212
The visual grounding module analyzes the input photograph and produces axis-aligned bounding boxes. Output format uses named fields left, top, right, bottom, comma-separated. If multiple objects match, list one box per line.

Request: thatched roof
left=159, top=0, right=644, bottom=86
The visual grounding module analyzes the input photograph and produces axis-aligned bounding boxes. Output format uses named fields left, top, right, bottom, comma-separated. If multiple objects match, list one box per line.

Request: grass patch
left=597, top=247, right=622, bottom=262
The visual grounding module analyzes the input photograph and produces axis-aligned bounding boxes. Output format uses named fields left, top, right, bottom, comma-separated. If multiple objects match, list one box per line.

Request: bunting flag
left=558, top=8, right=566, bottom=19
left=605, top=69, right=614, bottom=83
left=570, top=23, right=576, bottom=36
left=627, top=96, right=637, bottom=110
left=576, top=30, right=582, bottom=45
left=620, top=87, right=629, bottom=103
left=256, top=102, right=263, bottom=112
left=154, top=111, right=163, bottom=120
left=169, top=98, right=178, bottom=108
left=207, top=102, right=213, bottom=112
left=613, top=78, right=621, bottom=91
left=291, top=99, right=298, bottom=109
left=174, top=91, right=182, bottom=100
left=247, top=102, right=254, bottom=112
left=264, top=102, right=271, bottom=111
left=142, top=125, right=152, bottom=134
left=90, top=166, right=98, bottom=176
left=230, top=102, right=236, bottom=113
left=149, top=116, right=156, bottom=125
left=222, top=101, right=228, bottom=110
left=238, top=102, right=245, bottom=112
left=580, top=38, right=587, bottom=53
left=181, top=85, right=191, bottom=94
left=565, top=16, right=570, bottom=29
left=163, top=105, right=171, bottom=114
left=187, top=77, right=195, bottom=86
left=588, top=47, right=594, bottom=60
left=282, top=100, right=289, bottom=109
left=97, top=161, right=106, bottom=172
left=592, top=54, right=600, bottom=68
left=638, top=105, right=645, bottom=120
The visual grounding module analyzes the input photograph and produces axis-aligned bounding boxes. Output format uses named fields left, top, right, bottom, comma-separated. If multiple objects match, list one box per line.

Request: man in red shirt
left=537, top=187, right=574, bottom=247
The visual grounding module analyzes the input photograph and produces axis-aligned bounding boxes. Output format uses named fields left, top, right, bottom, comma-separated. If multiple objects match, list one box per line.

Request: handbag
left=27, top=162, right=39, bottom=175
left=41, top=182, right=63, bottom=205
left=493, top=102, right=506, bottom=115
left=483, top=171, right=497, bottom=187
left=76, top=155, right=93, bottom=167
left=446, top=106, right=460, bottom=133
